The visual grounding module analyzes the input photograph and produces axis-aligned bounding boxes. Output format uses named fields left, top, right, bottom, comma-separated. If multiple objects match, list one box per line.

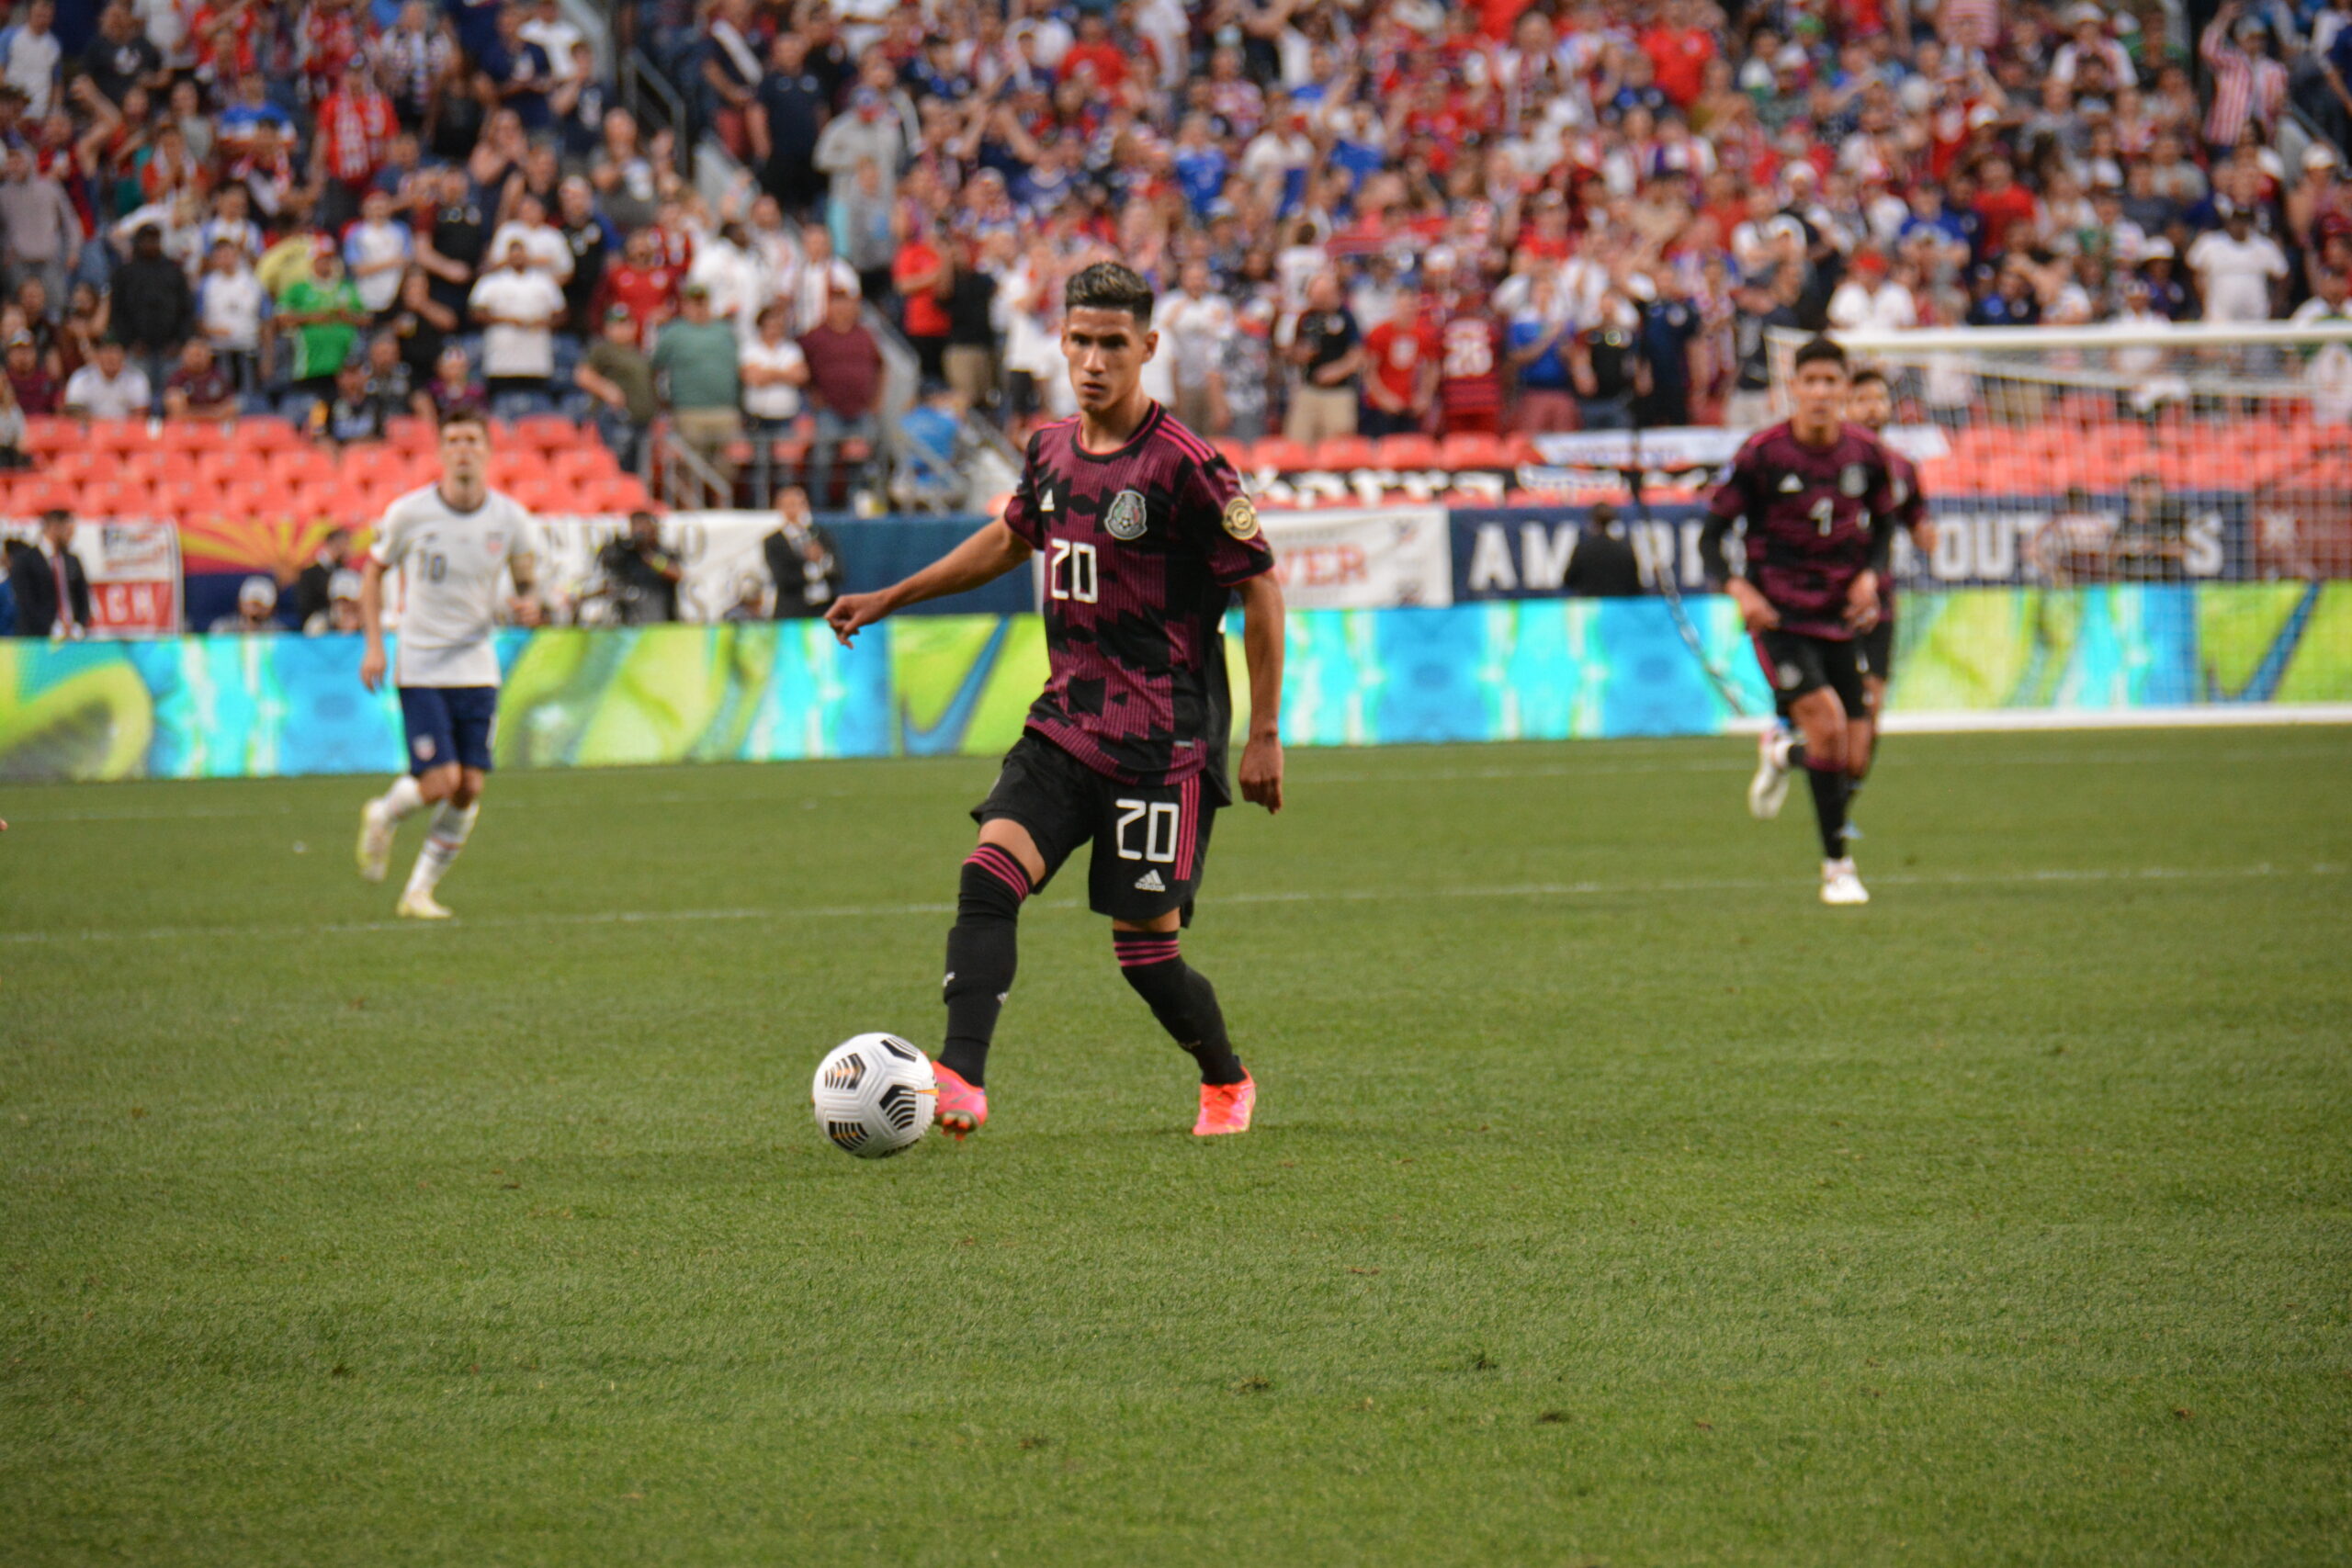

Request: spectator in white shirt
left=195, top=237, right=266, bottom=390
left=1826, top=251, right=1920, bottom=333
left=0, top=0, right=61, bottom=118
left=468, top=240, right=566, bottom=412
left=62, top=338, right=154, bottom=419
left=484, top=193, right=574, bottom=284
left=343, top=189, right=414, bottom=314
left=1152, top=260, right=1233, bottom=435
left=2186, top=206, right=2288, bottom=322
left=740, top=299, right=810, bottom=429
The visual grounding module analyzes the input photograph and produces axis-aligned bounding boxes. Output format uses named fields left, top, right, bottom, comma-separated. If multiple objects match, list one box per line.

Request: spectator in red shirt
left=892, top=228, right=950, bottom=382
left=1361, top=293, right=1437, bottom=439
left=1057, top=12, right=1126, bottom=93
left=314, top=52, right=397, bottom=231
left=1641, top=2, right=1717, bottom=111
left=1972, top=155, right=2040, bottom=258
left=595, top=227, right=679, bottom=348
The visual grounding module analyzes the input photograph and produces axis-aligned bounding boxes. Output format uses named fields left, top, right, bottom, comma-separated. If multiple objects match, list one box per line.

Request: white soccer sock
left=1770, top=731, right=1796, bottom=769
left=405, top=802, right=479, bottom=897
left=377, top=774, right=425, bottom=823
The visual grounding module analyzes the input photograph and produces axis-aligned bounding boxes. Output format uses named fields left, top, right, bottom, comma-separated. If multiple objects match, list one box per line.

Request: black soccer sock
left=939, top=845, right=1031, bottom=1089
left=1804, top=761, right=1850, bottom=861
left=1113, top=930, right=1246, bottom=1087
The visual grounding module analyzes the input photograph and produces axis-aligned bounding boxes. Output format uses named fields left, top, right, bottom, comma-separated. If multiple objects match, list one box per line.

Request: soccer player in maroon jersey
left=1844, top=367, right=1938, bottom=820
left=825, top=262, right=1286, bottom=1139
left=1701, top=335, right=1897, bottom=906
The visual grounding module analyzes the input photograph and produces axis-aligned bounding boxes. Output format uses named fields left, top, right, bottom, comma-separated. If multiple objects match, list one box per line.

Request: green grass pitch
left=3, top=727, right=2349, bottom=1566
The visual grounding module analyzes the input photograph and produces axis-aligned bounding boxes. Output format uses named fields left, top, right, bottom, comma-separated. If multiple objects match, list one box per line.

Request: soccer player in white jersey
left=352, top=412, right=539, bottom=919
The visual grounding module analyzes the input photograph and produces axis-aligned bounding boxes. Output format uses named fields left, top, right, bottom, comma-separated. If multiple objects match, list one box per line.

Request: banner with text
left=2, top=517, right=182, bottom=636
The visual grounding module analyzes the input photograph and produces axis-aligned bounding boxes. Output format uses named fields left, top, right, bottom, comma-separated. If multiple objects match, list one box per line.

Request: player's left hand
left=1844, top=570, right=1881, bottom=634
left=506, top=595, right=544, bottom=628
left=1239, top=734, right=1284, bottom=815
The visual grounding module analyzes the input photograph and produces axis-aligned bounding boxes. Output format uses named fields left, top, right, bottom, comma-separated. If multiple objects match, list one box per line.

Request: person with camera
left=596, top=510, right=683, bottom=624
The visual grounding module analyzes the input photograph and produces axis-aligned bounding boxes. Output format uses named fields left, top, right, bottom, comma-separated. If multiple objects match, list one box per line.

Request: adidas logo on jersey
left=1134, top=869, right=1167, bottom=892
left=1778, top=474, right=1804, bottom=492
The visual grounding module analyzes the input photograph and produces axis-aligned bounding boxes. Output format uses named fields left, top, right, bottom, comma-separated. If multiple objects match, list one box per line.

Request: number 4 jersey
left=1703, top=422, right=1897, bottom=641
left=1000, top=403, right=1275, bottom=800
left=369, top=484, right=536, bottom=687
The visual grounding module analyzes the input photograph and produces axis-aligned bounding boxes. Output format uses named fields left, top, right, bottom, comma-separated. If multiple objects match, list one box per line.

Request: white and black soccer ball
left=811, top=1033, right=937, bottom=1158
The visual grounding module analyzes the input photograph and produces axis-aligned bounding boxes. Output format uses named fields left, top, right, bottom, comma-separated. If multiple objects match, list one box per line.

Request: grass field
left=3, top=727, right=2348, bottom=1566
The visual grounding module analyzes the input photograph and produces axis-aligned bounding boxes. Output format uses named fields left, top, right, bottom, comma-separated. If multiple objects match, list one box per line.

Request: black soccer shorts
left=1752, top=628, right=1869, bottom=721
left=971, top=732, right=1217, bottom=925
left=1859, top=614, right=1895, bottom=697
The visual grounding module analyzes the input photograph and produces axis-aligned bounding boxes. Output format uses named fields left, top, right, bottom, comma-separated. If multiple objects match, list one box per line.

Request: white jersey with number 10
left=369, top=484, right=534, bottom=689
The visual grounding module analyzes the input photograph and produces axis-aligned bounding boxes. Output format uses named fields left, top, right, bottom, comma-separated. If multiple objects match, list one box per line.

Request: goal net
left=1753, top=321, right=2352, bottom=719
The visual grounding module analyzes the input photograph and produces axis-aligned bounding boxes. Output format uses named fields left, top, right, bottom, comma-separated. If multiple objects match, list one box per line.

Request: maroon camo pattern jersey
left=1706, top=421, right=1898, bottom=640
left=1000, top=402, right=1275, bottom=798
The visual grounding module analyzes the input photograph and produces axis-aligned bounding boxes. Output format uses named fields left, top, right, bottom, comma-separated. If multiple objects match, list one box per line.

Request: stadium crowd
left=0, top=0, right=2346, bottom=479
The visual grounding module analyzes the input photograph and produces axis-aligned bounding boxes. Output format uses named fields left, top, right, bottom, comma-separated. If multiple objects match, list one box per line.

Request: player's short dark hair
left=1849, top=365, right=1890, bottom=392
left=40, top=507, right=71, bottom=527
left=1792, top=335, right=1849, bottom=375
left=437, top=408, right=489, bottom=437
left=1064, top=261, right=1154, bottom=326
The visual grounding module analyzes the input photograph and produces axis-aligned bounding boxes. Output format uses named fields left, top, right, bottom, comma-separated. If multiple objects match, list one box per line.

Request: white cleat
left=1820, top=857, right=1870, bottom=906
left=356, top=801, right=393, bottom=883
left=1749, top=727, right=1792, bottom=820
left=396, top=890, right=454, bottom=920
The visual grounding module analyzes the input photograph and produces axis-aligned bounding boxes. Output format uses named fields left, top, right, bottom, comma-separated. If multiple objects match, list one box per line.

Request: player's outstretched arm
left=1236, top=571, right=1285, bottom=815
left=358, top=557, right=390, bottom=693
left=825, top=519, right=1034, bottom=646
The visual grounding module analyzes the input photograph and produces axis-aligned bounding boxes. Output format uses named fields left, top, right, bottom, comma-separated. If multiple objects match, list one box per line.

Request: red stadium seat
left=340, top=444, right=406, bottom=484
left=386, top=415, right=437, bottom=451
left=514, top=414, right=577, bottom=453
left=44, top=448, right=98, bottom=483
left=269, top=448, right=340, bottom=487
left=1374, top=434, right=1445, bottom=468
left=158, top=421, right=228, bottom=455
left=1250, top=437, right=1313, bottom=471
left=76, top=478, right=157, bottom=517
left=1440, top=433, right=1512, bottom=470
left=1316, top=436, right=1378, bottom=469
left=233, top=416, right=302, bottom=455
left=85, top=420, right=156, bottom=457
left=593, top=474, right=653, bottom=513
left=22, top=416, right=76, bottom=458
left=551, top=446, right=620, bottom=485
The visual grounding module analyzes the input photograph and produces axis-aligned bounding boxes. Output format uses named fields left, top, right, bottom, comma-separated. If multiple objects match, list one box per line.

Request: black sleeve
left=1865, top=514, right=1893, bottom=576
left=1698, top=511, right=1738, bottom=584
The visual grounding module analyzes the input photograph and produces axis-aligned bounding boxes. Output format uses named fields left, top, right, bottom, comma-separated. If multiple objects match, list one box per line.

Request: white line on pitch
left=2, top=863, right=2337, bottom=947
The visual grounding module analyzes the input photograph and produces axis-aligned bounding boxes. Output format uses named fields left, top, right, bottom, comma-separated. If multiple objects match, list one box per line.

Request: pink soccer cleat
left=1193, top=1073, right=1256, bottom=1136
left=933, top=1063, right=989, bottom=1141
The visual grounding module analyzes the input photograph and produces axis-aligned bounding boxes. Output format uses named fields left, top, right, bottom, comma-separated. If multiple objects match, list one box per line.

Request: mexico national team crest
left=1105, top=489, right=1148, bottom=540
left=1840, top=464, right=1867, bottom=497
left=1222, top=493, right=1260, bottom=540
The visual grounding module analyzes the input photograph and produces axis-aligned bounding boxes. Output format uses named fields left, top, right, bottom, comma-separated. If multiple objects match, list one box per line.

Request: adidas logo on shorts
left=1134, top=869, right=1167, bottom=892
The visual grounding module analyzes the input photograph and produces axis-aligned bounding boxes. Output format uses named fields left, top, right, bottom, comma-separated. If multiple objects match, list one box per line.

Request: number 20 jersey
left=1000, top=403, right=1275, bottom=798
left=1706, top=422, right=1896, bottom=641
left=369, top=484, right=534, bottom=687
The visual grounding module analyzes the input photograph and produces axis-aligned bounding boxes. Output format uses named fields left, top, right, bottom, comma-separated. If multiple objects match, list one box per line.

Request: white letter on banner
left=2186, top=513, right=2224, bottom=577
left=1521, top=524, right=1575, bottom=590
left=1468, top=524, right=1519, bottom=592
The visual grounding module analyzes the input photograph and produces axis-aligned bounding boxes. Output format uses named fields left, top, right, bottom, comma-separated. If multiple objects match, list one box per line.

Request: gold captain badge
left=1222, top=495, right=1260, bottom=539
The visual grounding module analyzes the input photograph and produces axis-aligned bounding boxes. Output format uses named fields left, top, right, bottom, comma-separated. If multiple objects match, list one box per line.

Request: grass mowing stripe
left=3, top=860, right=2339, bottom=946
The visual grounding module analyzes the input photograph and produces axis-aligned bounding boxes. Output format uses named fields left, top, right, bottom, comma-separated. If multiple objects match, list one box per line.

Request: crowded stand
left=2, top=0, right=2350, bottom=630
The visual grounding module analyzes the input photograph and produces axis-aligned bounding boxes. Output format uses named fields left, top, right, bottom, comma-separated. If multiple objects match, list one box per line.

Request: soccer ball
left=811, top=1033, right=937, bottom=1158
